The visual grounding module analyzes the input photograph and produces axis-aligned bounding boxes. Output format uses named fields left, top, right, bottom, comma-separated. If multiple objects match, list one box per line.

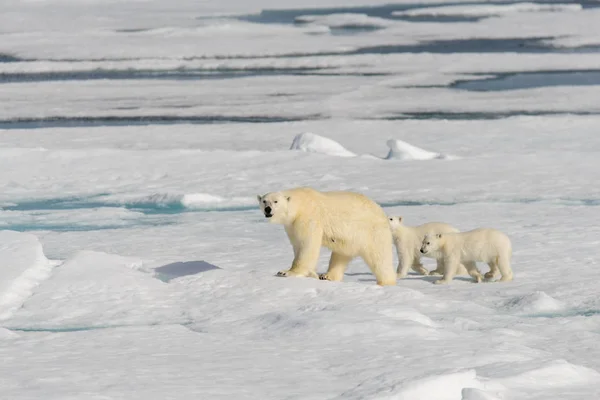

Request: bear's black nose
left=265, top=206, right=272, bottom=214
left=420, top=249, right=426, bottom=254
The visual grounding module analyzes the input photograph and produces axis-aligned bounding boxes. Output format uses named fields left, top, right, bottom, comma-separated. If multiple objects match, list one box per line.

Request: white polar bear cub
left=257, top=187, right=396, bottom=286
left=420, top=228, right=513, bottom=285
left=388, top=216, right=474, bottom=279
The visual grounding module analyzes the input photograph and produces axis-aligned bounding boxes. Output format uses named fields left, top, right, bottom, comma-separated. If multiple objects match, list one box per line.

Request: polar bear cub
left=257, top=187, right=396, bottom=286
left=388, top=216, right=474, bottom=279
left=420, top=228, right=513, bottom=285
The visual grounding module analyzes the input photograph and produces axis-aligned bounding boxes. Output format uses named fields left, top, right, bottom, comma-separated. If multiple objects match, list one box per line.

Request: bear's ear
left=286, top=196, right=291, bottom=202
left=398, top=216, right=403, bottom=223
left=256, top=195, right=262, bottom=203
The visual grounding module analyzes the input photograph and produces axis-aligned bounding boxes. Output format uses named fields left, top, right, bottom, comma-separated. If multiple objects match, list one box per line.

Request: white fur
left=388, top=216, right=476, bottom=279
left=258, top=187, right=396, bottom=286
left=420, top=228, right=513, bottom=285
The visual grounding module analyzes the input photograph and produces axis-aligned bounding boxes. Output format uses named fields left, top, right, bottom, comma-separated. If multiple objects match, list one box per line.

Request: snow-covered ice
left=1, top=0, right=600, bottom=398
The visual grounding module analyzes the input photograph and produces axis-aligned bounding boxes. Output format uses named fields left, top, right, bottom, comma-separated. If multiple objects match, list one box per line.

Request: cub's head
left=257, top=191, right=291, bottom=224
left=388, top=216, right=403, bottom=230
left=420, top=233, right=442, bottom=255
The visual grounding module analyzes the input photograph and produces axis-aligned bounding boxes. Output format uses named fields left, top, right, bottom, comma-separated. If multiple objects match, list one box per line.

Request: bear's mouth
left=265, top=213, right=272, bottom=218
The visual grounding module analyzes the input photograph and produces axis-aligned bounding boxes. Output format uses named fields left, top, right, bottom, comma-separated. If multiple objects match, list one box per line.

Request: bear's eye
left=389, top=218, right=392, bottom=221
left=426, top=242, right=430, bottom=245
left=263, top=200, right=266, bottom=204
left=274, top=200, right=278, bottom=204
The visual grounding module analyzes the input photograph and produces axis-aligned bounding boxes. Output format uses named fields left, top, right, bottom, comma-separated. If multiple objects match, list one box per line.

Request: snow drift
left=385, top=139, right=450, bottom=160
left=0, top=231, right=57, bottom=320
left=502, top=291, right=564, bottom=314
left=290, top=132, right=356, bottom=157
left=290, top=132, right=453, bottom=160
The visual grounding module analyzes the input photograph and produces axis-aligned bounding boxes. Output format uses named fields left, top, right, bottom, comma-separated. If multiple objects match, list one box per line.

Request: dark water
left=0, top=115, right=322, bottom=129
left=238, top=1, right=600, bottom=27
left=452, top=70, right=600, bottom=91
left=4, top=195, right=599, bottom=232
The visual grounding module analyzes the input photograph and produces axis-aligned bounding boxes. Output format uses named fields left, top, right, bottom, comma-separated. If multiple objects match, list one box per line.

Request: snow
left=2, top=0, right=600, bottom=398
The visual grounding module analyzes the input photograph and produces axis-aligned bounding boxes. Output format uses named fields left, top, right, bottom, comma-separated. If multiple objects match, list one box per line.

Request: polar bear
left=257, top=187, right=396, bottom=286
left=388, top=216, right=475, bottom=279
left=420, top=228, right=513, bottom=285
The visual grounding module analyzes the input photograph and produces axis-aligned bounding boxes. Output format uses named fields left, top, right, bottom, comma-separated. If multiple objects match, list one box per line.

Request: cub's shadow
left=154, top=260, right=220, bottom=282
left=348, top=272, right=475, bottom=284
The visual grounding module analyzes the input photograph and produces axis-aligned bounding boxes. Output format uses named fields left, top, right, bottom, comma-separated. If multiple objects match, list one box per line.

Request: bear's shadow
left=154, top=260, right=221, bottom=282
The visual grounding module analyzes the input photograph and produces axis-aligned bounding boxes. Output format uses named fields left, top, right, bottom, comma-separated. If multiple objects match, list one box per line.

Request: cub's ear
left=286, top=196, right=291, bottom=201
left=398, top=216, right=403, bottom=223
left=256, top=195, right=262, bottom=203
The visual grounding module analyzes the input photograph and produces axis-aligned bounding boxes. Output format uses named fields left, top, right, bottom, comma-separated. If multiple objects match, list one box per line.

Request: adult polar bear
left=257, top=187, right=396, bottom=286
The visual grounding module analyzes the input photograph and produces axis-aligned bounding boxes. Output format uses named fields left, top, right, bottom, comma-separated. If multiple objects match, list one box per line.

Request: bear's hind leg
left=319, top=252, right=352, bottom=282
left=484, top=262, right=499, bottom=280
left=362, top=246, right=396, bottom=286
left=497, top=254, right=513, bottom=282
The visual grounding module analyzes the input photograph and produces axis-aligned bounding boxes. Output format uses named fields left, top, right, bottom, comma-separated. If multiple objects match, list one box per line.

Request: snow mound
left=498, top=359, right=600, bottom=389
left=6, top=250, right=188, bottom=330
left=391, top=370, right=484, bottom=400
left=462, top=388, right=502, bottom=400
left=295, top=13, right=393, bottom=30
left=502, top=291, right=564, bottom=314
left=0, top=231, right=57, bottom=321
left=385, top=139, right=450, bottom=161
left=290, top=132, right=356, bottom=157
left=378, top=308, right=438, bottom=328
left=346, top=370, right=483, bottom=400
left=393, top=3, right=582, bottom=17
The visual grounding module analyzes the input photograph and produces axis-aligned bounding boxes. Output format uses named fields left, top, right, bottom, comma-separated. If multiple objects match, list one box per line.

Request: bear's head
left=257, top=191, right=291, bottom=224
left=420, top=233, right=442, bottom=255
left=388, top=216, right=403, bottom=230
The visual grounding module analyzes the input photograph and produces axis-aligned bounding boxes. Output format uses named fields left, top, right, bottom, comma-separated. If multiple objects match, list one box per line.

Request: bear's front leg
left=463, top=261, right=483, bottom=283
left=411, top=258, right=429, bottom=276
left=396, top=249, right=414, bottom=279
left=434, top=255, right=459, bottom=285
left=429, top=259, right=445, bottom=276
left=276, top=270, right=318, bottom=278
left=277, top=232, right=322, bottom=279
